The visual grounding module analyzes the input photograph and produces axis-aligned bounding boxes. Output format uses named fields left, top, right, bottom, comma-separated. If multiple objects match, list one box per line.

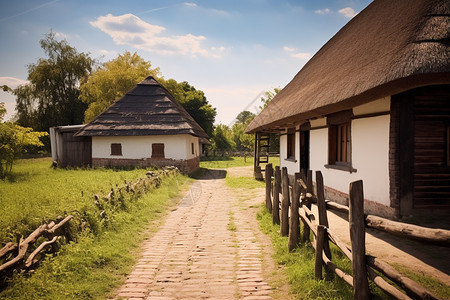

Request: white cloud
left=283, top=46, right=295, bottom=52
left=291, top=52, right=311, bottom=60
left=283, top=47, right=311, bottom=60
left=90, top=13, right=222, bottom=58
left=0, top=77, right=28, bottom=89
left=54, top=31, right=68, bottom=39
left=315, top=8, right=331, bottom=14
left=184, top=2, right=197, bottom=7
left=0, top=77, right=28, bottom=121
left=338, top=7, right=357, bottom=18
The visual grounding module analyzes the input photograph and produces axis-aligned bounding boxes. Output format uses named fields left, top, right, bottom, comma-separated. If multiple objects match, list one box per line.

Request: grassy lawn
left=0, top=158, right=191, bottom=299
left=200, top=155, right=279, bottom=169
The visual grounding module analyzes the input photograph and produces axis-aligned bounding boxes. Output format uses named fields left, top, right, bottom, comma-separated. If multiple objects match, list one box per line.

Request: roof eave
left=246, top=73, right=450, bottom=133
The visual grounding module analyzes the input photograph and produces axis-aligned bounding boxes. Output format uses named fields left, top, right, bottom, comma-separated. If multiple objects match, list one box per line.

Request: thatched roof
left=75, top=76, right=209, bottom=139
left=246, top=0, right=450, bottom=133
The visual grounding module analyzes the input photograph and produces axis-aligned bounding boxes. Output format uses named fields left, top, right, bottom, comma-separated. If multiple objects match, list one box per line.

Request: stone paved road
left=114, top=169, right=273, bottom=300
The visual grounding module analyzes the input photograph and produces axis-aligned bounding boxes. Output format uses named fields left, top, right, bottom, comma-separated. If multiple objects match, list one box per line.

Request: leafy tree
left=161, top=79, right=216, bottom=137
left=232, top=110, right=255, bottom=152
left=15, top=32, right=94, bottom=133
left=235, top=110, right=255, bottom=124
left=80, top=51, right=160, bottom=122
left=211, top=124, right=234, bottom=156
left=259, top=87, right=280, bottom=110
left=0, top=105, right=47, bottom=179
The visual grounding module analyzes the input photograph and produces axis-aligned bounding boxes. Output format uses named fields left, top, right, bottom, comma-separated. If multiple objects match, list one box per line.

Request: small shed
left=50, top=125, right=92, bottom=168
left=246, top=0, right=450, bottom=218
left=74, top=76, right=209, bottom=173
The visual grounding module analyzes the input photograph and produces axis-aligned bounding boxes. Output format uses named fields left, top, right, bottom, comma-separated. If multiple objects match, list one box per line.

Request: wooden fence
left=0, top=167, right=178, bottom=287
left=264, top=163, right=446, bottom=300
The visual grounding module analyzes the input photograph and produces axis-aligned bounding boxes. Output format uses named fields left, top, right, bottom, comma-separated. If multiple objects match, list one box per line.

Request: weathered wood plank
left=273, top=166, right=281, bottom=225
left=281, top=167, right=290, bottom=237
left=289, top=173, right=301, bottom=252
left=349, top=180, right=370, bottom=300
left=265, top=163, right=273, bottom=213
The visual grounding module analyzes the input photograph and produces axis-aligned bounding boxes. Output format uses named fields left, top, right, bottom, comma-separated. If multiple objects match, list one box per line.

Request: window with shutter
left=286, top=128, right=296, bottom=160
left=111, top=143, right=122, bottom=156
left=152, top=143, right=165, bottom=158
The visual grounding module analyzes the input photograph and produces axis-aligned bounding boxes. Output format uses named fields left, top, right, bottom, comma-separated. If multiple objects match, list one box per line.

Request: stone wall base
left=92, top=157, right=199, bottom=174
left=324, top=185, right=397, bottom=219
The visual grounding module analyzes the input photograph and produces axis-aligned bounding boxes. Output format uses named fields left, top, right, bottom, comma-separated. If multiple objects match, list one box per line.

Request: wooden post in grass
left=315, top=225, right=326, bottom=280
left=349, top=180, right=370, bottom=300
left=316, top=171, right=333, bottom=279
left=273, top=166, right=281, bottom=225
left=289, top=172, right=301, bottom=251
left=302, top=170, right=313, bottom=243
left=281, top=167, right=290, bottom=237
left=265, top=163, right=273, bottom=213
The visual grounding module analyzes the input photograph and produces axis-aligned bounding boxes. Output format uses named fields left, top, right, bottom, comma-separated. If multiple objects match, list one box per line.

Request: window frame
left=325, top=110, right=357, bottom=173
left=151, top=143, right=165, bottom=159
left=286, top=128, right=296, bottom=161
left=110, top=143, right=122, bottom=156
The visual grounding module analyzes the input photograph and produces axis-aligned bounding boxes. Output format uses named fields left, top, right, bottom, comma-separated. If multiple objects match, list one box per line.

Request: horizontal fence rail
left=264, top=163, right=443, bottom=300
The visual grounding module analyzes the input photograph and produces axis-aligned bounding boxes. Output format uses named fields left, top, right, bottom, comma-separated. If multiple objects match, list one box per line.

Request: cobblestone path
left=114, top=169, right=273, bottom=299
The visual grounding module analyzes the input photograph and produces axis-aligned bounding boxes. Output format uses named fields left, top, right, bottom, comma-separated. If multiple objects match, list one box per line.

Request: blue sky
left=0, top=0, right=372, bottom=125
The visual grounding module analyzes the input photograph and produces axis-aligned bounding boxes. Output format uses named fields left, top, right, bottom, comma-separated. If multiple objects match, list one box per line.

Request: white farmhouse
left=246, top=0, right=450, bottom=218
left=75, top=76, right=209, bottom=173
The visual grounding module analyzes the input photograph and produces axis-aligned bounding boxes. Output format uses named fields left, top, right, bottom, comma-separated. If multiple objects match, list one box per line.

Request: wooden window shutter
left=111, top=143, right=122, bottom=156
left=152, top=143, right=165, bottom=158
left=287, top=128, right=296, bottom=159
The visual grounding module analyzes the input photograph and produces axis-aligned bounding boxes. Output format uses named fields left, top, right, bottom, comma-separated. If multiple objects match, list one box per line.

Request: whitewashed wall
left=309, top=115, right=390, bottom=206
left=92, top=134, right=199, bottom=160
left=286, top=97, right=391, bottom=206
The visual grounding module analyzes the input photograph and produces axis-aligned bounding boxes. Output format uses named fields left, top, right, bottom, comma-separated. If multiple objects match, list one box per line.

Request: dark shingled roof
left=246, top=0, right=450, bottom=133
left=75, top=76, right=209, bottom=139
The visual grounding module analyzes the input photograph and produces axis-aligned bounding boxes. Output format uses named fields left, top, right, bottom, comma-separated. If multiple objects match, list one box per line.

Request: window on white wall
left=326, top=110, right=356, bottom=172
left=191, top=142, right=195, bottom=155
left=286, top=128, right=296, bottom=160
left=152, top=143, right=165, bottom=158
left=329, top=122, right=351, bottom=164
left=111, top=143, right=122, bottom=156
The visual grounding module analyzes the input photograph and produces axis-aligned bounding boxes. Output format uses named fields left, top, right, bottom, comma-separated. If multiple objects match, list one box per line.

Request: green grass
left=225, top=176, right=265, bottom=189
left=200, top=155, right=279, bottom=169
left=0, top=158, right=191, bottom=299
left=391, top=263, right=450, bottom=299
left=0, top=158, right=155, bottom=242
left=257, top=207, right=354, bottom=299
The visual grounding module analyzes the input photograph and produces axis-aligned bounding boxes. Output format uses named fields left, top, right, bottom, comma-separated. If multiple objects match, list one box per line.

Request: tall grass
left=0, top=158, right=191, bottom=299
left=1, top=173, right=186, bottom=299
left=0, top=158, right=151, bottom=242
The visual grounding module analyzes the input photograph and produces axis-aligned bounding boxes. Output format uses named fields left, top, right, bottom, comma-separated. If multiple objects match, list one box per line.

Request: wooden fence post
left=316, top=171, right=333, bottom=280
left=265, top=163, right=273, bottom=213
left=315, top=225, right=326, bottom=280
left=272, top=166, right=281, bottom=225
left=349, top=180, right=370, bottom=300
left=281, top=167, right=290, bottom=237
left=302, top=170, right=313, bottom=243
left=289, top=173, right=301, bottom=252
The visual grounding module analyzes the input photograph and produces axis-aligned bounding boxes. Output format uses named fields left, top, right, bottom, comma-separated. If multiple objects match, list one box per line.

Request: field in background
left=200, top=155, right=279, bottom=169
